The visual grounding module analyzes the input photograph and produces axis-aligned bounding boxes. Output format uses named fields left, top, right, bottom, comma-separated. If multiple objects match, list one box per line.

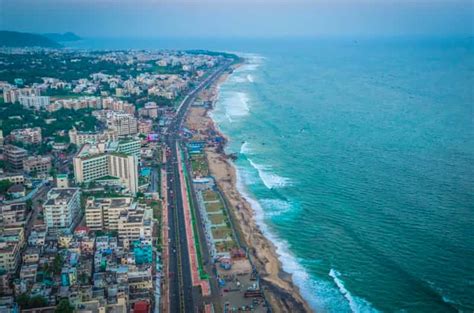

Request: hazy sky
left=1, top=0, right=472, bottom=38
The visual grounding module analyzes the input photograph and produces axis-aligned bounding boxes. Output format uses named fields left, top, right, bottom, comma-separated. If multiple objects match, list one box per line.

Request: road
left=163, top=61, right=232, bottom=313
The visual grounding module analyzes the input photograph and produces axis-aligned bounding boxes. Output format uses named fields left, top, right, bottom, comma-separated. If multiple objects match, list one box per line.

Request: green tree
left=0, top=179, right=13, bottom=194
left=55, top=299, right=74, bottom=313
left=52, top=254, right=63, bottom=275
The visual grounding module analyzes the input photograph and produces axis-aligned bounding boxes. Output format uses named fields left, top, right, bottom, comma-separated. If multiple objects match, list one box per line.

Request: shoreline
left=185, top=62, right=313, bottom=313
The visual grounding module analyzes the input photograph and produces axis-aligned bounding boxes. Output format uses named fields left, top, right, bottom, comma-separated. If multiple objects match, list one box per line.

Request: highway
left=164, top=61, right=232, bottom=313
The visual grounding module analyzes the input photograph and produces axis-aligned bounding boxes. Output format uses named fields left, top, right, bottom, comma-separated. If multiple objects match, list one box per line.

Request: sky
left=0, top=0, right=472, bottom=38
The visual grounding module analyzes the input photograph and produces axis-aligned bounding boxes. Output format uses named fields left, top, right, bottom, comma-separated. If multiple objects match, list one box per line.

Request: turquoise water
left=73, top=37, right=474, bottom=312
left=210, top=39, right=474, bottom=312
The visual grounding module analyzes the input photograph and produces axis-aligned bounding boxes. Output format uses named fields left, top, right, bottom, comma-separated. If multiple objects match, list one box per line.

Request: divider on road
left=177, top=143, right=211, bottom=297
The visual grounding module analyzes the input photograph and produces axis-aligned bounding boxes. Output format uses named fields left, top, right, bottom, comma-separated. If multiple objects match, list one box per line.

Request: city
left=0, top=48, right=280, bottom=312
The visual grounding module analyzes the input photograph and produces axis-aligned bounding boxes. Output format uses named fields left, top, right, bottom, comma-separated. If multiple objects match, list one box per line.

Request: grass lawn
left=211, top=226, right=233, bottom=240
left=203, top=190, right=219, bottom=202
left=209, top=213, right=226, bottom=225
left=215, top=240, right=238, bottom=253
left=191, top=155, right=209, bottom=176
left=205, top=201, right=224, bottom=212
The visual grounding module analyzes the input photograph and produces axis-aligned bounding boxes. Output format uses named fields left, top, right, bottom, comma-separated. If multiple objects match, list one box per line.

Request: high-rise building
left=3, top=88, right=40, bottom=104
left=43, top=188, right=81, bottom=234
left=68, top=128, right=118, bottom=146
left=85, top=197, right=134, bottom=231
left=108, top=113, right=138, bottom=137
left=18, top=95, right=50, bottom=110
left=73, top=143, right=139, bottom=194
left=3, top=145, right=28, bottom=170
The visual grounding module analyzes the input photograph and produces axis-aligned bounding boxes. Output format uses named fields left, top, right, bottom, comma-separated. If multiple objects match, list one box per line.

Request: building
left=107, top=113, right=138, bottom=137
left=0, top=242, right=20, bottom=273
left=0, top=228, right=24, bottom=274
left=109, top=139, right=141, bottom=160
left=18, top=95, right=50, bottom=110
left=73, top=143, right=139, bottom=194
left=117, top=208, right=153, bottom=243
left=23, top=156, right=52, bottom=176
left=43, top=188, right=81, bottom=234
left=56, top=174, right=69, bottom=188
left=9, top=127, right=42, bottom=144
left=138, top=119, right=153, bottom=135
left=0, top=202, right=27, bottom=226
left=68, top=128, right=118, bottom=146
left=3, top=145, right=28, bottom=170
left=0, top=174, right=24, bottom=185
left=85, top=197, right=134, bottom=231
left=3, top=88, right=40, bottom=104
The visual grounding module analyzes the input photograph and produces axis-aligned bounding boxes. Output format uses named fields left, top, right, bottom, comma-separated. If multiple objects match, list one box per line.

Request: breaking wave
left=248, top=158, right=292, bottom=189
left=329, top=269, right=379, bottom=313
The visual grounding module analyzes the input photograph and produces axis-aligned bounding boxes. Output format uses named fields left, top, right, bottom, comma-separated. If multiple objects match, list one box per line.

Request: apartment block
left=9, top=127, right=42, bottom=144
left=3, top=145, right=28, bottom=170
left=43, top=188, right=81, bottom=233
left=18, top=95, right=50, bottom=110
left=23, top=156, right=52, bottom=176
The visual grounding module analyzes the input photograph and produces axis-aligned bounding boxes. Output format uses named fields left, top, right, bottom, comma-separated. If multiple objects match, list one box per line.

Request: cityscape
left=0, top=47, right=293, bottom=312
left=0, top=1, right=472, bottom=313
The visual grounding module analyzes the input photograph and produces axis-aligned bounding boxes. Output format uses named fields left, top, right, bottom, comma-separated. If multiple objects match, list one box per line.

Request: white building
left=73, top=143, right=139, bottom=194
left=19, top=95, right=50, bottom=110
left=43, top=188, right=81, bottom=234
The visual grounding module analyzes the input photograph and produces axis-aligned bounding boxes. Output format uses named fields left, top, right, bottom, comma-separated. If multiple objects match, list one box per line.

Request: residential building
left=56, top=174, right=69, bottom=188
left=43, top=188, right=81, bottom=234
left=138, top=119, right=153, bottom=135
left=85, top=197, right=134, bottom=231
left=107, top=113, right=138, bottom=137
left=9, top=127, right=42, bottom=144
left=23, top=156, right=52, bottom=176
left=0, top=242, right=20, bottom=273
left=117, top=207, right=153, bottom=243
left=3, top=145, right=27, bottom=170
left=68, top=128, right=118, bottom=146
left=18, top=95, right=50, bottom=110
left=3, top=88, right=40, bottom=104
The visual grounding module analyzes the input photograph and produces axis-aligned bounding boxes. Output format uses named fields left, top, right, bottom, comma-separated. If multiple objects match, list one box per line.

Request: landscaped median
left=177, top=145, right=211, bottom=296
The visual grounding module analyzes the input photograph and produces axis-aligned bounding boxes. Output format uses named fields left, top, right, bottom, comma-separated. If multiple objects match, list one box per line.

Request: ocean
left=72, top=37, right=474, bottom=312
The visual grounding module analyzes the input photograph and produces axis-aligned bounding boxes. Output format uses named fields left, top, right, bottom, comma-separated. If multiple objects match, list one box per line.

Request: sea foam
left=329, top=269, right=379, bottom=313
left=248, top=158, right=292, bottom=189
left=222, top=91, right=250, bottom=122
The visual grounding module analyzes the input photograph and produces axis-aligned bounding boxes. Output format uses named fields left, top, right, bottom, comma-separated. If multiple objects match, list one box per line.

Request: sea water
left=73, top=37, right=474, bottom=312
left=209, top=38, right=474, bottom=313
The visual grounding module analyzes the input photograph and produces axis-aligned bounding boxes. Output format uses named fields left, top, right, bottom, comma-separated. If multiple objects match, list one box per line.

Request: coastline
left=185, top=63, right=313, bottom=313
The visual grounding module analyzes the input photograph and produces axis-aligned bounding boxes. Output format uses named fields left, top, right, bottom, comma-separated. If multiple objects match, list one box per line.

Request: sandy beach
left=185, top=66, right=313, bottom=313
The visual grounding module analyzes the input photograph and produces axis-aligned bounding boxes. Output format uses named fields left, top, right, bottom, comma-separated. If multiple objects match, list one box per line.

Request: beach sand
left=185, top=68, right=313, bottom=313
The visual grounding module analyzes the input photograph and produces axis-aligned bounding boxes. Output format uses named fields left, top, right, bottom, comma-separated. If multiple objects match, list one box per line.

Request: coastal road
left=164, top=61, right=232, bottom=313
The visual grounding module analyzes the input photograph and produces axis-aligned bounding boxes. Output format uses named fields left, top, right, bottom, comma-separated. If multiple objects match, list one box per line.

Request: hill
left=43, top=32, right=81, bottom=42
left=0, top=30, right=62, bottom=48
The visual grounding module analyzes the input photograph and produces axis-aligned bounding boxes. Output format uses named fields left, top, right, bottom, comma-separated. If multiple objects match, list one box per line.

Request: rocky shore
left=185, top=65, right=313, bottom=313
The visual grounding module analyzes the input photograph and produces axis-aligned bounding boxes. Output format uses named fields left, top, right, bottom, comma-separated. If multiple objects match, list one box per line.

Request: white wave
left=248, top=158, right=291, bottom=189
left=247, top=74, right=254, bottom=83
left=222, top=91, right=250, bottom=120
left=260, top=198, right=293, bottom=217
left=329, top=269, right=379, bottom=313
left=240, top=141, right=252, bottom=155
left=233, top=167, right=321, bottom=311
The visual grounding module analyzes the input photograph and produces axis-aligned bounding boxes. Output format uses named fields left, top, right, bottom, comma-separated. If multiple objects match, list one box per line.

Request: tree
left=0, top=179, right=13, bottom=194
left=26, top=199, right=33, bottom=212
left=55, top=299, right=74, bottom=313
left=52, top=254, right=63, bottom=275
